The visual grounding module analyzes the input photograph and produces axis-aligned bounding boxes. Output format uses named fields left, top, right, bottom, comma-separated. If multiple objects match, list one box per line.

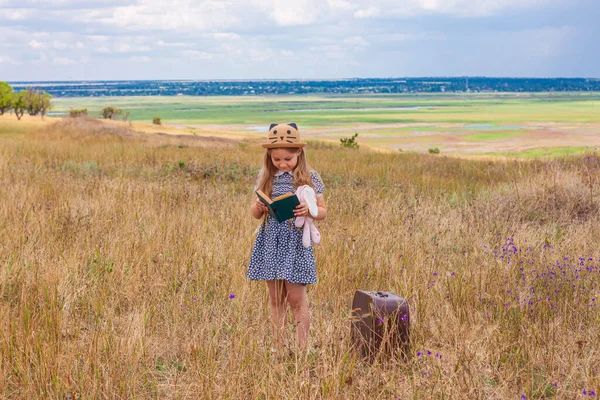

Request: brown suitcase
left=350, top=290, right=410, bottom=359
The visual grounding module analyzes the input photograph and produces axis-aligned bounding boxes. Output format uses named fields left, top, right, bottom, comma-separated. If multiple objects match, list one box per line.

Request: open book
left=256, top=189, right=300, bottom=223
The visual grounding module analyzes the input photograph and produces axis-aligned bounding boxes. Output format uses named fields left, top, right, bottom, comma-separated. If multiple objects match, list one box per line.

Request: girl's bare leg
left=266, top=280, right=287, bottom=351
left=284, top=282, right=310, bottom=350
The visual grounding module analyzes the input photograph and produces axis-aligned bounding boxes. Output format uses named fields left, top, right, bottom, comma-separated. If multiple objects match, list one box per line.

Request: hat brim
left=262, top=142, right=306, bottom=149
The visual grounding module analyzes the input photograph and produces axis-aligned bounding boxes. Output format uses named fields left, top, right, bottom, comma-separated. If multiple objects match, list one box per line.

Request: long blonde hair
left=257, top=148, right=313, bottom=197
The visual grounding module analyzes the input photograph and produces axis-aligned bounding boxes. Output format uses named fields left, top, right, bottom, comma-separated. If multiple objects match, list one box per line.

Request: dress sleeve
left=310, top=170, right=326, bottom=197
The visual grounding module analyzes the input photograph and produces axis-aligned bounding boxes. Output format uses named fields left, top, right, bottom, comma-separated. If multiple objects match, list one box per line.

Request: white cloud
left=1, top=0, right=130, bottom=6
left=91, top=0, right=240, bottom=32
left=343, top=36, right=369, bottom=46
left=373, top=32, right=446, bottom=42
left=309, top=44, right=346, bottom=60
left=75, top=41, right=85, bottom=49
left=269, top=1, right=323, bottom=26
left=53, top=56, right=75, bottom=65
left=3, top=8, right=32, bottom=20
left=88, top=35, right=110, bottom=42
left=0, top=55, right=19, bottom=65
left=327, top=0, right=356, bottom=11
left=218, top=42, right=243, bottom=56
left=182, top=50, right=214, bottom=60
left=350, top=0, right=562, bottom=18
left=246, top=47, right=273, bottom=63
left=28, top=39, right=45, bottom=49
left=129, top=55, right=150, bottom=63
left=116, top=44, right=131, bottom=53
left=354, top=6, right=380, bottom=18
left=210, top=32, right=240, bottom=41
left=157, top=40, right=190, bottom=47
left=34, top=53, right=48, bottom=64
left=53, top=40, right=68, bottom=50
left=2, top=0, right=563, bottom=38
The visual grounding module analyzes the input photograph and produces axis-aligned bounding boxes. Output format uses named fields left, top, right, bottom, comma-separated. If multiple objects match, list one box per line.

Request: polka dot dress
left=247, top=170, right=326, bottom=285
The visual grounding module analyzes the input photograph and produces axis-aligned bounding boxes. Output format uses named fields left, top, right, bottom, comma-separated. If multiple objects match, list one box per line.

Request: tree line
left=11, top=77, right=600, bottom=97
left=0, top=82, right=52, bottom=120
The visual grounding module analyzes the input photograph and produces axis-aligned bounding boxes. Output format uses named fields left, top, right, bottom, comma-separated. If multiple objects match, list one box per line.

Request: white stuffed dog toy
left=294, top=185, right=321, bottom=248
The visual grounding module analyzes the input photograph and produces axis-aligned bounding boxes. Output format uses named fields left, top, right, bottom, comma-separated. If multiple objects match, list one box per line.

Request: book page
left=272, top=192, right=294, bottom=201
left=256, top=189, right=273, bottom=204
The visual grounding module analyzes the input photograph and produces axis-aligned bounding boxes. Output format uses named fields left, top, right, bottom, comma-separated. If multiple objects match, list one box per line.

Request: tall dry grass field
left=1, top=118, right=599, bottom=399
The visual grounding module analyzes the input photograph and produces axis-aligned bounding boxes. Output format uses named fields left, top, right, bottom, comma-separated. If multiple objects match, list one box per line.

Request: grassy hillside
left=1, top=117, right=599, bottom=398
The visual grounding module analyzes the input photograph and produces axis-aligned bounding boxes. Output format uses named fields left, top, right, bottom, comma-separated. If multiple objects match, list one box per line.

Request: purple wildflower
left=229, top=294, right=235, bottom=299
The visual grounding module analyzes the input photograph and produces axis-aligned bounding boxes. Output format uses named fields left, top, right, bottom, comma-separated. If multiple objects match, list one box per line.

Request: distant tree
left=0, top=81, right=14, bottom=115
left=23, top=88, right=41, bottom=116
left=69, top=108, right=88, bottom=118
left=13, top=91, right=27, bottom=120
left=18, top=88, right=52, bottom=117
left=101, top=107, right=111, bottom=119
left=152, top=116, right=161, bottom=125
left=101, top=106, right=122, bottom=119
left=39, top=91, right=52, bottom=118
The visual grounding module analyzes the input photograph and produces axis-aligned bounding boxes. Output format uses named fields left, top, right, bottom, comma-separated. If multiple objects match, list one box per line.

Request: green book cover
left=256, top=190, right=301, bottom=223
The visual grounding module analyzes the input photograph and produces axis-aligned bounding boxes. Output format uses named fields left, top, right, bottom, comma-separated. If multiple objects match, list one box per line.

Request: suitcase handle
left=375, top=291, right=388, bottom=298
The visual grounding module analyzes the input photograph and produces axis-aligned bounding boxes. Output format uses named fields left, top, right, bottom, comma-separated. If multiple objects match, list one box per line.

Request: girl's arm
left=314, top=196, right=327, bottom=221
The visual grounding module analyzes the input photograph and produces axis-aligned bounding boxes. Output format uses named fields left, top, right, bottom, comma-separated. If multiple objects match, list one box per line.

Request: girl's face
left=270, top=148, right=301, bottom=173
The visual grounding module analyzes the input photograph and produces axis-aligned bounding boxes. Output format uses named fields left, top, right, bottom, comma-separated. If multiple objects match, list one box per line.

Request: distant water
left=245, top=126, right=269, bottom=132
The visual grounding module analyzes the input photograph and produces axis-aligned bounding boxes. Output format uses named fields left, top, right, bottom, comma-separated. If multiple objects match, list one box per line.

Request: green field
left=51, top=92, right=600, bottom=157
left=52, top=92, right=600, bottom=124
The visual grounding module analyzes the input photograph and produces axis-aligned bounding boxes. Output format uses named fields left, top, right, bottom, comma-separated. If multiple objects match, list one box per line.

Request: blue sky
left=0, top=0, right=598, bottom=81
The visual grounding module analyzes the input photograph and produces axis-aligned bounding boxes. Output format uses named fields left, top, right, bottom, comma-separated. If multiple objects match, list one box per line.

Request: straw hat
left=262, top=123, right=306, bottom=148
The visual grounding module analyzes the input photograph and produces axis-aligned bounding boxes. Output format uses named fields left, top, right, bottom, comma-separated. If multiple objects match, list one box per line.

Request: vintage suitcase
left=350, top=290, right=410, bottom=359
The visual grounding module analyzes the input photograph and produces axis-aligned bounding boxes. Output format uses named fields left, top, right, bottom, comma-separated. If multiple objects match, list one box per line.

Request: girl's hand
left=294, top=202, right=309, bottom=217
left=255, top=198, right=268, bottom=213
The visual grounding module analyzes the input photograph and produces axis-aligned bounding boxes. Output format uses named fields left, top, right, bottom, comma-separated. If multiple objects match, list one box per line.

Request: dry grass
left=1, top=118, right=599, bottom=399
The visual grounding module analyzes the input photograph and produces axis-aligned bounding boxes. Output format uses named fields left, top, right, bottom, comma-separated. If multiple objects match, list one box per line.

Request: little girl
left=248, top=122, right=327, bottom=353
